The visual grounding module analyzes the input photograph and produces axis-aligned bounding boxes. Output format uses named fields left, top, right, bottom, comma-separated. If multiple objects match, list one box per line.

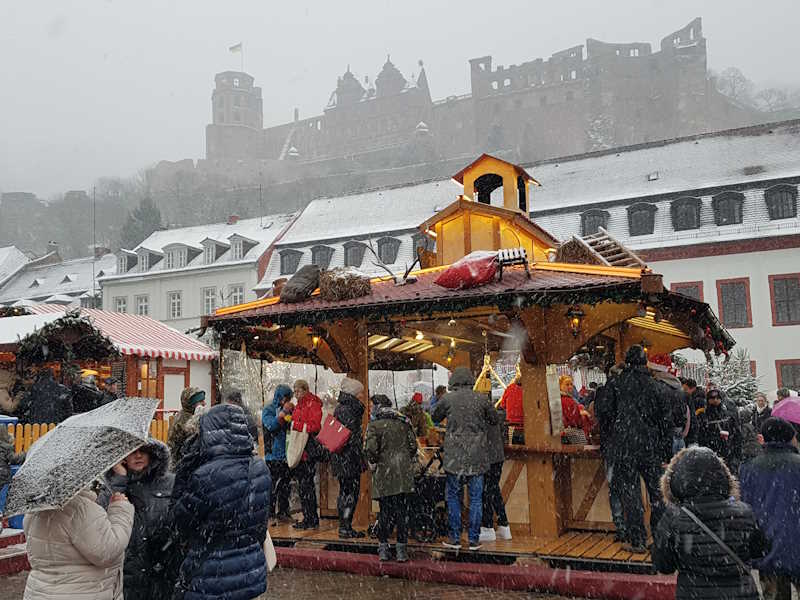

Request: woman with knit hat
left=332, top=377, right=367, bottom=538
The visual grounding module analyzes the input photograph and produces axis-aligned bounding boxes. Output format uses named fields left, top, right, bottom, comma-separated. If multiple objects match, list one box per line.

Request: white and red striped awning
left=26, top=305, right=217, bottom=362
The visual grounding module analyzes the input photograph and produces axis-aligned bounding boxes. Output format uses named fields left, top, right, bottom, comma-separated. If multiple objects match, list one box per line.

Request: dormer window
left=712, top=191, right=744, bottom=226
left=29, top=279, right=42, bottom=289
left=231, top=240, right=244, bottom=260
left=60, top=275, right=74, bottom=284
left=343, top=241, right=367, bottom=268
left=139, top=253, right=150, bottom=272
left=377, top=237, right=401, bottom=264
left=765, top=184, right=797, bottom=220
left=627, top=203, right=657, bottom=236
left=227, top=235, right=257, bottom=261
left=311, top=245, right=334, bottom=270
left=118, top=256, right=127, bottom=274
left=671, top=197, right=702, bottom=231
left=279, top=249, right=303, bottom=275
left=204, top=244, right=214, bottom=264
left=580, top=209, right=609, bottom=236
left=164, top=247, right=188, bottom=270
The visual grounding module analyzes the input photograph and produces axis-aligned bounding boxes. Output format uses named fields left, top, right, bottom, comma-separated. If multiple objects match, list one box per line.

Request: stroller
left=408, top=447, right=448, bottom=542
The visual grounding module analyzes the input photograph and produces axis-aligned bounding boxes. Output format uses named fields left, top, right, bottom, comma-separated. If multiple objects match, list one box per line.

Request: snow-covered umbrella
left=772, top=396, right=800, bottom=426
left=5, top=396, right=159, bottom=516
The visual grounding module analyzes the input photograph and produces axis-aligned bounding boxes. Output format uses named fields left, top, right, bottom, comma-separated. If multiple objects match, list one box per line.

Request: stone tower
left=206, top=71, right=264, bottom=159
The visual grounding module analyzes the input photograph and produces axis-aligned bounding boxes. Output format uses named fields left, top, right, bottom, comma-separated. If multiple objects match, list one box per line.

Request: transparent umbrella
left=5, top=397, right=159, bottom=516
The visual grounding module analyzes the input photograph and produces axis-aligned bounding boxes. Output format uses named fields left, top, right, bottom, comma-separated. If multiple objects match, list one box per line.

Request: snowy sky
left=1, top=0, right=798, bottom=197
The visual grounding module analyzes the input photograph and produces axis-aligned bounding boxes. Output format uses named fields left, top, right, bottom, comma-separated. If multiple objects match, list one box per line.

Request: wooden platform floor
left=270, top=521, right=651, bottom=569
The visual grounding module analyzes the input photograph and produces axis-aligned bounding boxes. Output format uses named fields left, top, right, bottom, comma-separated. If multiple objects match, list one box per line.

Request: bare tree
left=715, top=67, right=756, bottom=106
left=755, top=88, right=790, bottom=112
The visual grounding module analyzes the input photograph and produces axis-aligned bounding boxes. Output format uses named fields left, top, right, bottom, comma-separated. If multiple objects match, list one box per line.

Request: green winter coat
left=364, top=409, right=417, bottom=499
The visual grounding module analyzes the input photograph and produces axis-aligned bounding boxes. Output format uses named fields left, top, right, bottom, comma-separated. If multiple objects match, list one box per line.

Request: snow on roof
left=113, top=213, right=296, bottom=277
left=530, top=121, right=800, bottom=212
left=278, top=180, right=460, bottom=246
left=0, top=246, right=29, bottom=286
left=0, top=253, right=117, bottom=305
left=0, top=313, right=61, bottom=347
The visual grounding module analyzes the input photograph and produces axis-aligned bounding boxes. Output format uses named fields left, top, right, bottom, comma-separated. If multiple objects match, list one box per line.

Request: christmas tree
left=706, top=348, right=760, bottom=407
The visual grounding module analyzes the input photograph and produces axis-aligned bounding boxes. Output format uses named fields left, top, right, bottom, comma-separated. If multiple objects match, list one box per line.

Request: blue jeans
left=445, top=473, right=484, bottom=543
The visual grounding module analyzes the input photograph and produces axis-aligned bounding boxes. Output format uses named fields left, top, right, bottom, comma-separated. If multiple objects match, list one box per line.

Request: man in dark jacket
left=594, top=364, right=627, bottom=542
left=740, top=417, right=800, bottom=600
left=365, top=394, right=418, bottom=562
left=100, top=377, right=123, bottom=406
left=479, top=403, right=510, bottom=543
left=22, top=368, right=73, bottom=424
left=753, top=392, right=772, bottom=433
left=680, top=378, right=705, bottom=445
left=171, top=404, right=270, bottom=600
left=602, top=345, right=672, bottom=552
left=653, top=447, right=769, bottom=600
left=100, top=439, right=176, bottom=600
left=432, top=367, right=498, bottom=551
left=331, top=377, right=366, bottom=539
left=697, top=388, right=743, bottom=473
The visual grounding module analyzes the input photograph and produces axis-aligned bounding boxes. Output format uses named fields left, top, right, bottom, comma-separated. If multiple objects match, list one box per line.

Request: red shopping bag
left=317, top=415, right=352, bottom=453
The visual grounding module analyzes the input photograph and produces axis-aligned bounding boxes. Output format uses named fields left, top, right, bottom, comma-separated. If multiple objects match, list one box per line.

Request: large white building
left=99, top=214, right=296, bottom=332
left=532, top=120, right=800, bottom=391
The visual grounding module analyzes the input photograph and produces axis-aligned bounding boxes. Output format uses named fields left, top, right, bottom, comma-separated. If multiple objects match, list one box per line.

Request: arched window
left=377, top=237, right=401, bottom=264
left=310, top=245, right=334, bottom=270
left=765, top=184, right=798, bottom=220
left=343, top=241, right=366, bottom=268
left=712, top=191, right=744, bottom=226
left=671, top=197, right=701, bottom=231
left=581, top=209, right=609, bottom=236
left=474, top=173, right=503, bottom=205
left=279, top=249, right=303, bottom=275
left=627, top=203, right=657, bottom=236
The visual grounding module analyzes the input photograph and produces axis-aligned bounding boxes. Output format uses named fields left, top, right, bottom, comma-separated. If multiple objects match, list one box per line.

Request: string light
left=415, top=330, right=424, bottom=341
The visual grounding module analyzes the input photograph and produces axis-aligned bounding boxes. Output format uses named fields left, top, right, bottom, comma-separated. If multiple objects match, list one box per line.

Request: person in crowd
left=651, top=365, right=688, bottom=456
left=559, top=375, right=593, bottom=441
left=775, top=387, right=791, bottom=404
left=291, top=379, right=323, bottom=530
left=99, top=440, right=176, bottom=600
left=166, top=386, right=205, bottom=467
left=753, top=392, right=772, bottom=433
left=262, top=384, right=294, bottom=522
left=72, top=370, right=104, bottom=414
left=479, top=399, right=510, bottom=543
left=602, top=346, right=672, bottom=552
left=499, top=375, right=524, bottom=444
left=22, top=368, right=73, bottom=425
left=697, top=388, right=743, bottom=473
left=100, top=377, right=123, bottom=406
left=331, top=377, right=366, bottom=539
left=0, top=426, right=25, bottom=535
left=171, top=404, right=270, bottom=600
left=680, top=378, right=705, bottom=445
left=653, top=447, right=770, bottom=600
left=23, top=484, right=134, bottom=599
left=401, top=391, right=431, bottom=438
left=224, top=389, right=259, bottom=443
left=740, top=417, right=800, bottom=600
left=428, top=385, right=447, bottom=424
left=594, top=363, right=627, bottom=543
left=432, top=367, right=498, bottom=551
left=365, top=394, right=417, bottom=562
left=739, top=406, right=762, bottom=464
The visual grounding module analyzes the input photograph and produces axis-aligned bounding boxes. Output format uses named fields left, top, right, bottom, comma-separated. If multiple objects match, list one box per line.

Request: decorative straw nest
left=319, top=267, right=372, bottom=301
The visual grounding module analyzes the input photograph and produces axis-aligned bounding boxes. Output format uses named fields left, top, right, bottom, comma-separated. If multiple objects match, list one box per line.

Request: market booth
left=206, top=155, right=734, bottom=569
left=0, top=306, right=217, bottom=420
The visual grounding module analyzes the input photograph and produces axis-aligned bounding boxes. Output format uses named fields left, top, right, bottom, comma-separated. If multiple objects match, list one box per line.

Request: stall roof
left=20, top=305, right=217, bottom=361
left=0, top=313, right=61, bottom=347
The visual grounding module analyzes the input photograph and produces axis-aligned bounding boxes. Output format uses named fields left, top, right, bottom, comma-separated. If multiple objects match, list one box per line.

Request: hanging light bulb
left=415, top=330, right=424, bottom=341
left=450, top=338, right=456, bottom=348
left=448, top=318, right=456, bottom=327
left=311, top=335, right=321, bottom=349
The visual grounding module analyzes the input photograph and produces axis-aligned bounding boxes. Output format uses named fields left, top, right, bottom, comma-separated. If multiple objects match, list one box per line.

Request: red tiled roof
left=26, top=305, right=217, bottom=361
left=210, top=265, right=639, bottom=324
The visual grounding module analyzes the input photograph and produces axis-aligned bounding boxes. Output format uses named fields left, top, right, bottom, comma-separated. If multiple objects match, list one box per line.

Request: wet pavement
left=1, top=567, right=579, bottom=599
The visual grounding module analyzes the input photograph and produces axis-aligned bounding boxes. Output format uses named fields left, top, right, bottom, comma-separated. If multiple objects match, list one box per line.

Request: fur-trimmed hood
left=660, top=446, right=739, bottom=505
left=106, top=438, right=171, bottom=483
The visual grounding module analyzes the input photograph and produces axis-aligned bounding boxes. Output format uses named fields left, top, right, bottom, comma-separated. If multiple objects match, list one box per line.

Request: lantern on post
left=566, top=305, right=585, bottom=338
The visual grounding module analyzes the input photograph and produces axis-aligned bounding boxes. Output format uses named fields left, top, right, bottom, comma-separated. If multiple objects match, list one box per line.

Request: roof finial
left=346, top=63, right=351, bottom=73
left=418, top=59, right=424, bottom=67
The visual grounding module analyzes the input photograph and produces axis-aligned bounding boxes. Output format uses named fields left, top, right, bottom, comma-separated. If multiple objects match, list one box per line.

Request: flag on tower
left=229, top=42, right=242, bottom=53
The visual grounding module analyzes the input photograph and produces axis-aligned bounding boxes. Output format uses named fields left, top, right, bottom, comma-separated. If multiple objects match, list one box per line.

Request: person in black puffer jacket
left=171, top=404, right=271, bottom=600
left=99, top=439, right=176, bottom=600
left=331, top=377, right=366, bottom=539
left=653, top=447, right=770, bottom=600
left=697, top=388, right=743, bottom=473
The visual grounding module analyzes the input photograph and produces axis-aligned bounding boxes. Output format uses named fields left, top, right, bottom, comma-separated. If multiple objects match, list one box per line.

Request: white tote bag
left=286, top=423, right=309, bottom=469
left=264, top=531, right=277, bottom=572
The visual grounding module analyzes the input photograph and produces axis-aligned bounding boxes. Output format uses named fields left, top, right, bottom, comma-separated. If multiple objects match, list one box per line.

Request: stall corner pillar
left=328, top=318, right=372, bottom=529
left=520, top=361, right=570, bottom=539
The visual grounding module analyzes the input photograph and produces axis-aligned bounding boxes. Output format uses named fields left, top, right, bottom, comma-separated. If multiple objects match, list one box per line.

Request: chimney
left=227, top=214, right=240, bottom=225
left=293, top=107, right=299, bottom=122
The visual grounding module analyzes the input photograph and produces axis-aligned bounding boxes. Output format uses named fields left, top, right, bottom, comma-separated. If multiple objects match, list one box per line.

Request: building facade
left=531, top=120, right=800, bottom=391
left=100, top=213, right=296, bottom=332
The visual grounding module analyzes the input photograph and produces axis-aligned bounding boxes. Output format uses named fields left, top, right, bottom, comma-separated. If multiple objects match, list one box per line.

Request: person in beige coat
left=23, top=488, right=134, bottom=600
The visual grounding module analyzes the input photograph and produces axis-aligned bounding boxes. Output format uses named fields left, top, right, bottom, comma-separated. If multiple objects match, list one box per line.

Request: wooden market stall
left=206, top=155, right=734, bottom=569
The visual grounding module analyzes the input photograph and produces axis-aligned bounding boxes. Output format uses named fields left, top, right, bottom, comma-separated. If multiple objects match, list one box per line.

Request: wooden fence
left=7, top=415, right=265, bottom=457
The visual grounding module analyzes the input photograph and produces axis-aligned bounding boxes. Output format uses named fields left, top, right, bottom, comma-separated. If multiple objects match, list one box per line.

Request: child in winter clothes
left=0, top=426, right=25, bottom=533
left=653, top=446, right=769, bottom=600
left=262, top=384, right=294, bottom=521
